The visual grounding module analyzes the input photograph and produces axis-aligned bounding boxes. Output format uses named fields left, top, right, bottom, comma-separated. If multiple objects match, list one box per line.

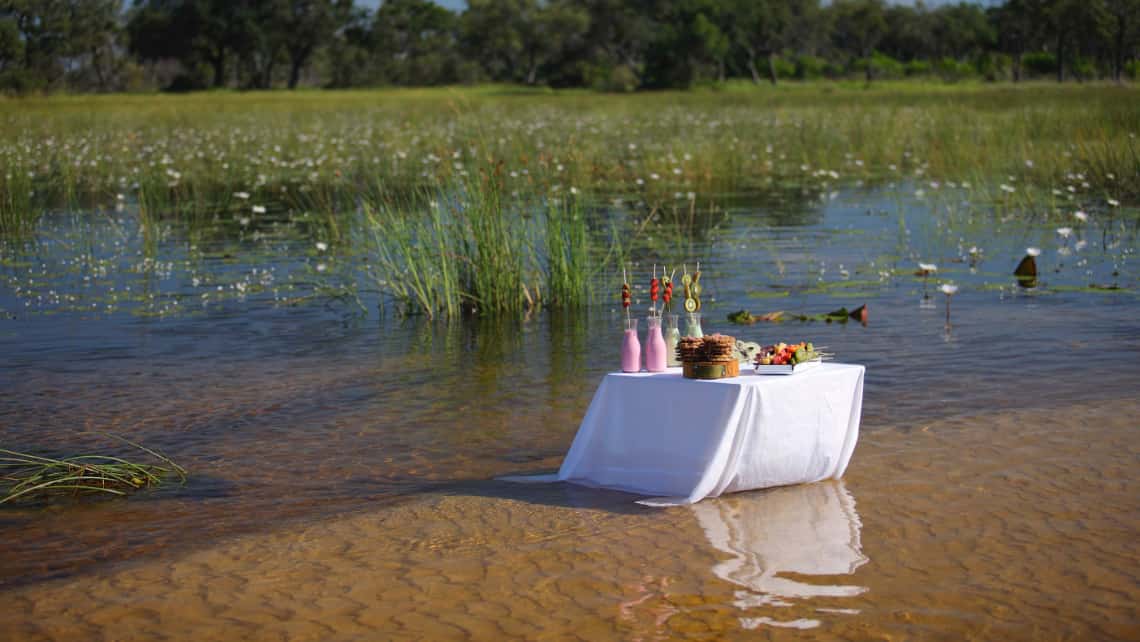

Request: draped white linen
left=547, top=363, right=865, bottom=505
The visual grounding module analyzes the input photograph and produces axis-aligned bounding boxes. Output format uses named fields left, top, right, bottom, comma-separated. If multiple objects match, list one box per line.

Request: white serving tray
left=753, top=359, right=823, bottom=375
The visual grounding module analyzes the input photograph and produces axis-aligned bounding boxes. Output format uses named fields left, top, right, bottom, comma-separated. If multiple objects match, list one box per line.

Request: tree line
left=1, top=0, right=1137, bottom=94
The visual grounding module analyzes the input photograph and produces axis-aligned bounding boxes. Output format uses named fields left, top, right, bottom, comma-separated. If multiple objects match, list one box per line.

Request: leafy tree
left=991, top=0, right=1041, bottom=81
left=830, top=0, right=888, bottom=83
left=579, top=0, right=655, bottom=87
left=728, top=0, right=793, bottom=85
left=279, top=0, right=353, bottom=89
left=929, top=3, right=995, bottom=60
left=1103, top=0, right=1140, bottom=81
left=372, top=0, right=458, bottom=85
left=462, top=0, right=587, bottom=85
left=643, top=0, right=730, bottom=88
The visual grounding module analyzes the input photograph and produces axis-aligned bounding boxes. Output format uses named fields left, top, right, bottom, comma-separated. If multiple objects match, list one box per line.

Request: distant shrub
left=935, top=57, right=974, bottom=82
left=977, top=53, right=1010, bottom=82
left=0, top=69, right=44, bottom=95
left=1070, top=56, right=1097, bottom=81
left=852, top=52, right=904, bottom=80
left=773, top=56, right=796, bottom=80
left=904, top=59, right=932, bottom=77
left=608, top=65, right=639, bottom=92
left=794, top=55, right=827, bottom=80
left=1126, top=60, right=1140, bottom=80
left=1022, top=52, right=1057, bottom=77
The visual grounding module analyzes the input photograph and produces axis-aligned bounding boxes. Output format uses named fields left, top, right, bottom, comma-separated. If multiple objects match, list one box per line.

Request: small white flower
left=939, top=284, right=959, bottom=296
left=1075, top=239, right=1088, bottom=251
left=252, top=205, right=266, bottom=214
left=1057, top=246, right=1072, bottom=256
left=1025, top=160, right=1034, bottom=168
left=1107, top=198, right=1120, bottom=207
left=238, top=216, right=251, bottom=226
left=918, top=262, right=938, bottom=273
left=316, top=263, right=327, bottom=273
left=1056, top=227, right=1073, bottom=239
left=1026, top=247, right=1041, bottom=257
left=315, top=242, right=328, bottom=251
left=234, top=191, right=250, bottom=200
left=1074, top=211, right=1088, bottom=222
left=569, top=186, right=579, bottom=195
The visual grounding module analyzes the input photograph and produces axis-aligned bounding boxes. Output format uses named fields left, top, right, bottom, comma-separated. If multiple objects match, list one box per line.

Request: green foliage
left=934, top=57, right=975, bottom=82
left=794, top=55, right=828, bottom=80
left=1023, top=52, right=1059, bottom=77
left=905, top=59, right=932, bottom=77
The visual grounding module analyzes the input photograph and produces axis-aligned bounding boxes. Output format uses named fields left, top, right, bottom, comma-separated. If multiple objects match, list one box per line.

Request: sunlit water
left=2, top=185, right=1138, bottom=639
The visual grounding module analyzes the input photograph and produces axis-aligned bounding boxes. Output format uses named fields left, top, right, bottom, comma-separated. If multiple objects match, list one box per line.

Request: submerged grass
left=1, top=434, right=186, bottom=504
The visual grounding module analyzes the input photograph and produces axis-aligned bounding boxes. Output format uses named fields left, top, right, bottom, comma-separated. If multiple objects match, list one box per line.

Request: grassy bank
left=1, top=82, right=1136, bottom=315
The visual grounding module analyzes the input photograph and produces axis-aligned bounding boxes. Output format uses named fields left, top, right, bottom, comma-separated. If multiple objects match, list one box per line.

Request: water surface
left=2, top=185, right=1138, bottom=638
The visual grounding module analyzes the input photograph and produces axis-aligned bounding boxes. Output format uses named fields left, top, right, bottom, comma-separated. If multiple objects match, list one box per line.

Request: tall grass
left=362, top=195, right=462, bottom=320
left=1, top=83, right=1135, bottom=230
left=361, top=174, right=604, bottom=318
left=543, top=193, right=592, bottom=307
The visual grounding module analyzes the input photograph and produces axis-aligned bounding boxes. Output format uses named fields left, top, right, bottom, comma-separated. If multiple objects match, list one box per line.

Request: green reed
left=1, top=435, right=186, bottom=504
left=362, top=196, right=462, bottom=320
left=542, top=193, right=592, bottom=307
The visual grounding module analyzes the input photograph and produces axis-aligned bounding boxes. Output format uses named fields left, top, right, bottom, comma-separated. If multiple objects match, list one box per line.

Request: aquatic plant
left=1, top=435, right=186, bottom=504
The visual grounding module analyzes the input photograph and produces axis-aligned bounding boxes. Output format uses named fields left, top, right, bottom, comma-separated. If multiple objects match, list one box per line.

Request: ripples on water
left=1, top=186, right=1138, bottom=637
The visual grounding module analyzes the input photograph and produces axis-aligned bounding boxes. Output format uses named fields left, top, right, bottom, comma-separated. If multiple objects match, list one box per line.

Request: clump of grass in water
left=362, top=193, right=462, bottom=320
left=543, top=193, right=592, bottom=307
left=1, top=434, right=186, bottom=504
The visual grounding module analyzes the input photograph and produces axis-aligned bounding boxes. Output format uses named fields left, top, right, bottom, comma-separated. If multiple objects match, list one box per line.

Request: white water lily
left=1074, top=211, right=1088, bottom=222
left=1107, top=198, right=1120, bottom=207
left=251, top=205, right=266, bottom=214
left=939, top=283, right=959, bottom=296
left=1075, top=239, right=1088, bottom=251
left=233, top=191, right=250, bottom=200
left=918, top=262, right=938, bottom=273
left=315, top=242, right=328, bottom=251
left=1056, top=227, right=1073, bottom=239
left=1026, top=247, right=1041, bottom=257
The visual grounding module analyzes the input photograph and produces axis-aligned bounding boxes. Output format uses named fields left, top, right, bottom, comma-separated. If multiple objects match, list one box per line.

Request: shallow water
left=1, top=185, right=1138, bottom=638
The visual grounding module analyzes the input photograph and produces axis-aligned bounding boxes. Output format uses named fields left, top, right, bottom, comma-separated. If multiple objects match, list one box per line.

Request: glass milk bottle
left=620, top=317, right=641, bottom=372
left=665, top=313, right=681, bottom=367
left=644, top=315, right=667, bottom=372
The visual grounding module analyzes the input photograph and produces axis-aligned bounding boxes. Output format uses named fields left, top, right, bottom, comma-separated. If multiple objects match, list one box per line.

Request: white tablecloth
left=553, top=363, right=865, bottom=505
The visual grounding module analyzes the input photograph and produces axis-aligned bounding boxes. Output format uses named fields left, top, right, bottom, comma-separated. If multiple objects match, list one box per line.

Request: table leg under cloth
left=503, top=363, right=865, bottom=506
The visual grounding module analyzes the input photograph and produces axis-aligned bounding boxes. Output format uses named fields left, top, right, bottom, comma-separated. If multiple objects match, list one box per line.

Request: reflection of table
left=692, top=481, right=868, bottom=630
left=557, top=363, right=865, bottom=505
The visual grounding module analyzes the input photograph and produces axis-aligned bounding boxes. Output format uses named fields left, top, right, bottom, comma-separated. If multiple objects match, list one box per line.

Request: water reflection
left=691, top=481, right=867, bottom=630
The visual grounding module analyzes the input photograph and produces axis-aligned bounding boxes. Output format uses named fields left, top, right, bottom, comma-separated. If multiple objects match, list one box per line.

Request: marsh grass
left=362, top=175, right=607, bottom=318
left=1, top=434, right=186, bottom=505
left=1, top=83, right=1136, bottom=231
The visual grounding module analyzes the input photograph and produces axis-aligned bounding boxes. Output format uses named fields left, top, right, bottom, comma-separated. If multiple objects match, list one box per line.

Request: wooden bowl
left=682, top=360, right=740, bottom=380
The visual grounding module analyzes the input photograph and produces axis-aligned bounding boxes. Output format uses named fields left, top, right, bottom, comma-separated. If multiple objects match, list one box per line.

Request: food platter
left=751, top=341, right=827, bottom=374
